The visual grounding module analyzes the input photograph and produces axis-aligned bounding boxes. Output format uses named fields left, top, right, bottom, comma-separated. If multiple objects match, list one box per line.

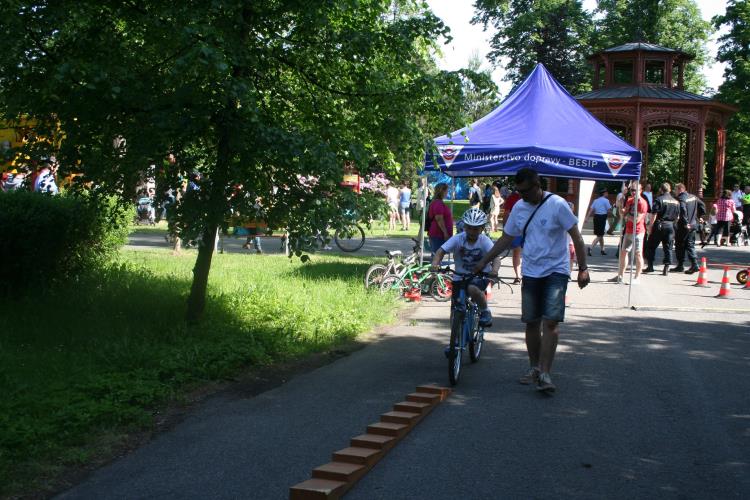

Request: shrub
left=0, top=191, right=131, bottom=293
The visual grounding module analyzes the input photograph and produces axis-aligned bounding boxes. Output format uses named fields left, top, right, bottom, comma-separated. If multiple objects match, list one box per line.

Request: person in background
left=416, top=177, right=431, bottom=221
left=468, top=179, right=482, bottom=208
left=482, top=183, right=492, bottom=212
left=672, top=183, right=705, bottom=274
left=386, top=182, right=400, bottom=231
left=33, top=160, right=58, bottom=195
left=585, top=188, right=611, bottom=256
left=426, top=182, right=453, bottom=257
left=398, top=182, right=412, bottom=231
left=609, top=181, right=647, bottom=284
left=731, top=184, right=744, bottom=209
left=488, top=184, right=504, bottom=233
left=742, top=185, right=750, bottom=234
left=643, top=182, right=653, bottom=210
left=712, top=189, right=736, bottom=247
left=644, top=182, right=680, bottom=275
left=503, top=187, right=522, bottom=284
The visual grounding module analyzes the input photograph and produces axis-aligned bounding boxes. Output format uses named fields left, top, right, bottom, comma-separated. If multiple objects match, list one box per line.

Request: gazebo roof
left=576, top=86, right=711, bottom=101
left=604, top=42, right=679, bottom=53
left=588, top=42, right=693, bottom=60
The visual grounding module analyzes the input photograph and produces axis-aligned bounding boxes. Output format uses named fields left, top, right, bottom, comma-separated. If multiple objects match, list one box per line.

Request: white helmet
left=462, top=207, right=487, bottom=227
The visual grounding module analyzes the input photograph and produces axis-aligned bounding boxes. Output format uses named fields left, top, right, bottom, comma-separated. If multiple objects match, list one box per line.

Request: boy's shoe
left=519, top=367, right=540, bottom=385
left=479, top=309, right=492, bottom=327
left=537, top=372, right=556, bottom=393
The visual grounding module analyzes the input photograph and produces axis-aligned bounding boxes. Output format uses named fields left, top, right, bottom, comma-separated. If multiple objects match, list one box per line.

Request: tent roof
left=425, top=64, right=642, bottom=180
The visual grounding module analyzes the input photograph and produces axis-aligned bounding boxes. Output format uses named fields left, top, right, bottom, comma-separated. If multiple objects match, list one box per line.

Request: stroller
left=729, top=210, right=748, bottom=246
left=135, top=194, right=156, bottom=225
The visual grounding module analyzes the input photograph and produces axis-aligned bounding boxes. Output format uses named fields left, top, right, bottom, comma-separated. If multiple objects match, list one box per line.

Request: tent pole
left=627, top=181, right=639, bottom=307
left=418, top=175, right=427, bottom=265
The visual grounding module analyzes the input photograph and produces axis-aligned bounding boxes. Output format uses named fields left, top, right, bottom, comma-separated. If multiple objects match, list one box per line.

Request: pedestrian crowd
left=1, top=158, right=61, bottom=194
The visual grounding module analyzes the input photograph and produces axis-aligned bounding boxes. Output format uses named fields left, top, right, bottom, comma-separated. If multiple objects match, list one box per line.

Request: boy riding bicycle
left=431, top=208, right=501, bottom=326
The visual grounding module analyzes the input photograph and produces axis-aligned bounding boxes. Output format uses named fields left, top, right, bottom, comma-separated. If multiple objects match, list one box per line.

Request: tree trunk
left=184, top=112, right=233, bottom=323
left=185, top=222, right=218, bottom=323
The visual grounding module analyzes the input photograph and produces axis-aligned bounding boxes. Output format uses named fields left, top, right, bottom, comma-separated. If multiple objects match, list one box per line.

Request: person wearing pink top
left=609, top=181, right=648, bottom=284
left=427, top=182, right=453, bottom=255
left=713, top=189, right=736, bottom=246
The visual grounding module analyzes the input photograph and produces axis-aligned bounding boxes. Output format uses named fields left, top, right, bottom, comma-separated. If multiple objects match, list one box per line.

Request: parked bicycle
left=379, top=262, right=453, bottom=302
left=364, top=238, right=422, bottom=289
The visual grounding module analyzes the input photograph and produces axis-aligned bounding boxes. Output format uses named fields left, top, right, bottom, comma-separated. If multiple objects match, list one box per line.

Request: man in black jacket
left=672, top=183, right=706, bottom=274
left=644, top=182, right=680, bottom=276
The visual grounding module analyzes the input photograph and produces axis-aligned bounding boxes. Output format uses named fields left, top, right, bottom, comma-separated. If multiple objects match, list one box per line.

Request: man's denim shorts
left=521, top=272, right=569, bottom=323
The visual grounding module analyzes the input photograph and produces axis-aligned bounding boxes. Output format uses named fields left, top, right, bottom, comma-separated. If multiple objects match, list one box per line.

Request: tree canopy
left=0, top=0, right=488, bottom=320
left=473, top=0, right=594, bottom=94
left=715, top=0, right=750, bottom=186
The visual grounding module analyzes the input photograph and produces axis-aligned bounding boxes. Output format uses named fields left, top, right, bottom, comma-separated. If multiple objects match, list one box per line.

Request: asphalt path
left=59, top=237, right=750, bottom=499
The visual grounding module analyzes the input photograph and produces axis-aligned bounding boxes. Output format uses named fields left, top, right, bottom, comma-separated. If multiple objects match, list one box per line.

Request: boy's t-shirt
left=440, top=232, right=494, bottom=275
left=504, top=192, right=578, bottom=278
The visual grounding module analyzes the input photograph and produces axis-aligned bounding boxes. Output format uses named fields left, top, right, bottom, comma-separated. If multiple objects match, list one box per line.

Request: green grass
left=0, top=249, right=399, bottom=496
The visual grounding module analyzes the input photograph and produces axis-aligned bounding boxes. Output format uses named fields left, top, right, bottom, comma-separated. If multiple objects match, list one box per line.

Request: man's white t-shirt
left=440, top=232, right=494, bottom=275
left=504, top=192, right=578, bottom=278
left=590, top=196, right=611, bottom=215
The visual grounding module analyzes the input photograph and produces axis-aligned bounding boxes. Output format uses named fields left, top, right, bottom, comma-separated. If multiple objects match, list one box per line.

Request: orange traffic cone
left=694, top=257, right=709, bottom=288
left=715, top=266, right=732, bottom=299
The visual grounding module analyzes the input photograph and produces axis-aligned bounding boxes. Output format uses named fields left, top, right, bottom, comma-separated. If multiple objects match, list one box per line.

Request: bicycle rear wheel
left=737, top=269, right=749, bottom=285
left=364, top=264, right=387, bottom=289
left=334, top=224, right=365, bottom=252
left=448, top=310, right=463, bottom=385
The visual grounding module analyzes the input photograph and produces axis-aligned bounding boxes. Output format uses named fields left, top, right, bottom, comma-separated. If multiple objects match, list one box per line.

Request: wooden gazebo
left=575, top=42, right=736, bottom=197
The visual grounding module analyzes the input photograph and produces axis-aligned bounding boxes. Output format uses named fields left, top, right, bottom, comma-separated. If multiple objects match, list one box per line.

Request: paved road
left=60, top=239, right=750, bottom=499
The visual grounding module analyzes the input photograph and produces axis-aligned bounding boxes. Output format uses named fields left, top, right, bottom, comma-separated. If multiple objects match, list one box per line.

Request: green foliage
left=0, top=191, right=131, bottom=293
left=0, top=250, right=399, bottom=496
left=473, top=0, right=594, bottom=94
left=0, top=0, right=482, bottom=319
left=715, top=0, right=750, bottom=186
left=593, top=0, right=712, bottom=93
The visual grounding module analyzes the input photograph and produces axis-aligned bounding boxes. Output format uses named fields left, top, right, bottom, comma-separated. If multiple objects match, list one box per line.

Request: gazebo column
left=691, top=111, right=708, bottom=195
left=714, top=127, right=726, bottom=196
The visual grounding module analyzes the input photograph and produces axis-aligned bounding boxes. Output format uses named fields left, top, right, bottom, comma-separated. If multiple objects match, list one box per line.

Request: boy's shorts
left=621, top=233, right=643, bottom=253
left=521, top=272, right=569, bottom=323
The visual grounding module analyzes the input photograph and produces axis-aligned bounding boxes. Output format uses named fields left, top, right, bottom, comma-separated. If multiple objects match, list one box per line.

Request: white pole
left=627, top=181, right=639, bottom=307
left=418, top=176, right=427, bottom=265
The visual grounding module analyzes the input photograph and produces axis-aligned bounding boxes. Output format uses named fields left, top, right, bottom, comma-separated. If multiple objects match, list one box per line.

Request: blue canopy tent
left=421, top=63, right=643, bottom=304
left=424, top=63, right=641, bottom=179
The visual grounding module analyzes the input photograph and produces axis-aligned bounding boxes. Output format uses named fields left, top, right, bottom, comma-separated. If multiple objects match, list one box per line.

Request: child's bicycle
left=364, top=238, right=422, bottom=290
left=379, top=262, right=453, bottom=301
left=436, top=269, right=497, bottom=386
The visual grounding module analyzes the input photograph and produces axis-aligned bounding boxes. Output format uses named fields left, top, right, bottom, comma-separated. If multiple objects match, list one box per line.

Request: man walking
left=644, top=182, right=680, bottom=276
left=672, top=183, right=706, bottom=274
left=585, top=188, right=611, bottom=256
left=474, top=168, right=589, bottom=394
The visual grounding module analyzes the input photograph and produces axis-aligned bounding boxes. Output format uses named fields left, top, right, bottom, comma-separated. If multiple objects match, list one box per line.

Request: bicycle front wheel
left=448, top=310, right=463, bottom=385
left=468, top=308, right=483, bottom=362
left=430, top=275, right=452, bottom=301
left=379, top=275, right=406, bottom=298
left=334, top=224, right=365, bottom=252
left=364, top=264, right=387, bottom=289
